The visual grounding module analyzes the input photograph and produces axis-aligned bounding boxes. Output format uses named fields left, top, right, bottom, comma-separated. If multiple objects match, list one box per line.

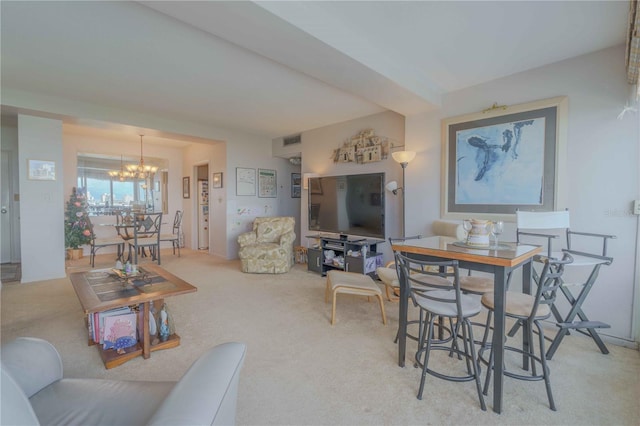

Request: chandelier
left=126, top=134, right=158, bottom=180
left=108, top=155, right=134, bottom=181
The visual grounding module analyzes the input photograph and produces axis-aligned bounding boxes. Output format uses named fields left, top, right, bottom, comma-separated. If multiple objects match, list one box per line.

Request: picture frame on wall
left=291, top=172, right=301, bottom=198
left=441, top=96, right=567, bottom=221
left=212, top=172, right=223, bottom=188
left=236, top=167, right=256, bottom=196
left=258, top=168, right=277, bottom=198
left=27, top=159, right=56, bottom=181
left=182, top=177, right=190, bottom=199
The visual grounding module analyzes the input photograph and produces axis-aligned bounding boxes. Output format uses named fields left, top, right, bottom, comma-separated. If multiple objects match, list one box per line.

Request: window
left=77, top=154, right=167, bottom=216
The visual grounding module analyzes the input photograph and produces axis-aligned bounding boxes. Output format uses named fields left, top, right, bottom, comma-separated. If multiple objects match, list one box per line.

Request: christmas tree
left=64, top=187, right=92, bottom=249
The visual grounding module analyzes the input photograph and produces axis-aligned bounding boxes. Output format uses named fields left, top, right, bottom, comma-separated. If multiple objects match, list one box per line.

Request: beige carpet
left=2, top=250, right=639, bottom=425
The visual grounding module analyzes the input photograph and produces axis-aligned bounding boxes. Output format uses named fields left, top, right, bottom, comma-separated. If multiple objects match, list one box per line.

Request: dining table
left=391, top=236, right=541, bottom=414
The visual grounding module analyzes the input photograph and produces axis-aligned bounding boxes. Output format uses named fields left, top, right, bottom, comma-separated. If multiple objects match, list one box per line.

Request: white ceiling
left=0, top=1, right=629, bottom=142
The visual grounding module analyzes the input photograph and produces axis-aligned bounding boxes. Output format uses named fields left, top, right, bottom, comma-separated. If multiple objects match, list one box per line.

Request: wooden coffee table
left=70, top=264, right=197, bottom=369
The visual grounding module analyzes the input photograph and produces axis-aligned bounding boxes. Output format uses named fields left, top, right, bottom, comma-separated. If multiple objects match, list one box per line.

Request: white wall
left=405, top=45, right=639, bottom=342
left=18, top=115, right=66, bottom=282
left=225, top=133, right=300, bottom=258
left=299, top=110, right=405, bottom=262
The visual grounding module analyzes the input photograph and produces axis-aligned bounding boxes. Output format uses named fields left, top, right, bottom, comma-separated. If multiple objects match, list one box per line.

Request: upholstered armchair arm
left=1, top=337, right=63, bottom=398
left=237, top=231, right=257, bottom=247
left=279, top=231, right=296, bottom=248
left=148, top=342, right=247, bottom=426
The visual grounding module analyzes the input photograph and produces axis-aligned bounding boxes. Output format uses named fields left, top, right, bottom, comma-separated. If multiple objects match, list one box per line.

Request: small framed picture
left=291, top=172, right=301, bottom=198
left=258, top=169, right=277, bottom=198
left=183, top=177, right=190, bottom=199
left=28, top=159, right=56, bottom=181
left=236, top=167, right=256, bottom=196
left=212, top=172, right=223, bottom=188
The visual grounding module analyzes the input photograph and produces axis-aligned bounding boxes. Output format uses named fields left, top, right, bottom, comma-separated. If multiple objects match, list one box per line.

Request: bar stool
left=479, top=253, right=573, bottom=411
left=388, top=236, right=455, bottom=345
left=395, top=252, right=486, bottom=410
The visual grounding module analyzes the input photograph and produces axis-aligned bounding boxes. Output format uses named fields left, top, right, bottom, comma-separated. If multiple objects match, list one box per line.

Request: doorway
left=196, top=164, right=209, bottom=250
left=1, top=150, right=16, bottom=264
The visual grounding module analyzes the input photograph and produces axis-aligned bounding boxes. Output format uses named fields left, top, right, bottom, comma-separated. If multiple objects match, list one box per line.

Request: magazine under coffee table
left=70, top=264, right=197, bottom=369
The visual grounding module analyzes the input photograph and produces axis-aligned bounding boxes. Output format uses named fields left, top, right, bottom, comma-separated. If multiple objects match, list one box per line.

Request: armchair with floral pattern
left=237, top=217, right=296, bottom=273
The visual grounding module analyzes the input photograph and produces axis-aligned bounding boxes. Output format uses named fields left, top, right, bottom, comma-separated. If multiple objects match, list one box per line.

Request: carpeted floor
left=0, top=262, right=21, bottom=283
left=2, top=250, right=639, bottom=425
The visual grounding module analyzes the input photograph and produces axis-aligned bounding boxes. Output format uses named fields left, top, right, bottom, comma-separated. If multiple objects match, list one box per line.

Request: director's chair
left=513, top=210, right=615, bottom=360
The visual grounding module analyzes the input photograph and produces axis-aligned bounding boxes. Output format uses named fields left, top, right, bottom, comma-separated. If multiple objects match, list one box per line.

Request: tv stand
left=306, top=235, right=384, bottom=277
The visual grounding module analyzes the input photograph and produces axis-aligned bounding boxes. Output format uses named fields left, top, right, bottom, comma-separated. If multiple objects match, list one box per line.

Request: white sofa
left=1, top=337, right=246, bottom=425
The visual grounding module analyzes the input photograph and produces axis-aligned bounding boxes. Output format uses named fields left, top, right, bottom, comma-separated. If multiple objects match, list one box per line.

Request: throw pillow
left=256, top=222, right=279, bottom=243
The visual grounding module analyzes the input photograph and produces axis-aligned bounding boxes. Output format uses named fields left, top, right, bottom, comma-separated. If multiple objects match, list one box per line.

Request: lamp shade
left=392, top=150, right=416, bottom=164
left=385, top=181, right=398, bottom=192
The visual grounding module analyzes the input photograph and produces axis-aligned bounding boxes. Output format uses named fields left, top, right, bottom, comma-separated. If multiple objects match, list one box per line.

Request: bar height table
left=391, top=236, right=541, bottom=414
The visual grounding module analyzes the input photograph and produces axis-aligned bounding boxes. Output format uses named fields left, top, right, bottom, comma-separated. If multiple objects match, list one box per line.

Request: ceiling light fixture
left=127, top=134, right=158, bottom=180
left=108, top=155, right=134, bottom=182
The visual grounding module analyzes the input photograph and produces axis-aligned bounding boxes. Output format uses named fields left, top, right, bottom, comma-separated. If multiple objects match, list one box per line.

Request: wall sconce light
left=385, top=180, right=399, bottom=194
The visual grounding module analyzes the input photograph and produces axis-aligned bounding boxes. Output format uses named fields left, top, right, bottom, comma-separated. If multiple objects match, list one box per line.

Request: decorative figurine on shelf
left=158, top=303, right=174, bottom=342
left=149, top=304, right=159, bottom=346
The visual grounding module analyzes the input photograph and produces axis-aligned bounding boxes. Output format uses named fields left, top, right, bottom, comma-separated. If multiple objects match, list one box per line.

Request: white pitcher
left=467, top=219, right=491, bottom=247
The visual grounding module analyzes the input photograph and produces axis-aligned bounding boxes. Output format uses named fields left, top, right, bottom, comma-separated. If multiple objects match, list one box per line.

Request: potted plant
left=64, top=187, right=92, bottom=259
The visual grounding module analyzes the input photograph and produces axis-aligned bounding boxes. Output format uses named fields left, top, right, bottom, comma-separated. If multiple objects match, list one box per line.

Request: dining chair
left=479, top=253, right=573, bottom=411
left=160, top=210, right=183, bottom=257
left=86, top=216, right=125, bottom=268
left=115, top=210, right=135, bottom=241
left=514, top=209, right=615, bottom=359
left=395, top=251, right=486, bottom=410
left=127, top=213, right=163, bottom=265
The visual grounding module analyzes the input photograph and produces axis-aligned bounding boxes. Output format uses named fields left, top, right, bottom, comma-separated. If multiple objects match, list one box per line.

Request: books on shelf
left=103, top=312, right=137, bottom=351
left=89, top=307, right=136, bottom=346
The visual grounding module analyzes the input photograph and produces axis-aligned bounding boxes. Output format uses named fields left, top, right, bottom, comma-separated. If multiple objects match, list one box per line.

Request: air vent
left=283, top=134, right=301, bottom=146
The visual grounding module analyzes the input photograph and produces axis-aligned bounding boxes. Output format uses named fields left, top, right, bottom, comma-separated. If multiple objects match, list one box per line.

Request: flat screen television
left=308, top=172, right=385, bottom=240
